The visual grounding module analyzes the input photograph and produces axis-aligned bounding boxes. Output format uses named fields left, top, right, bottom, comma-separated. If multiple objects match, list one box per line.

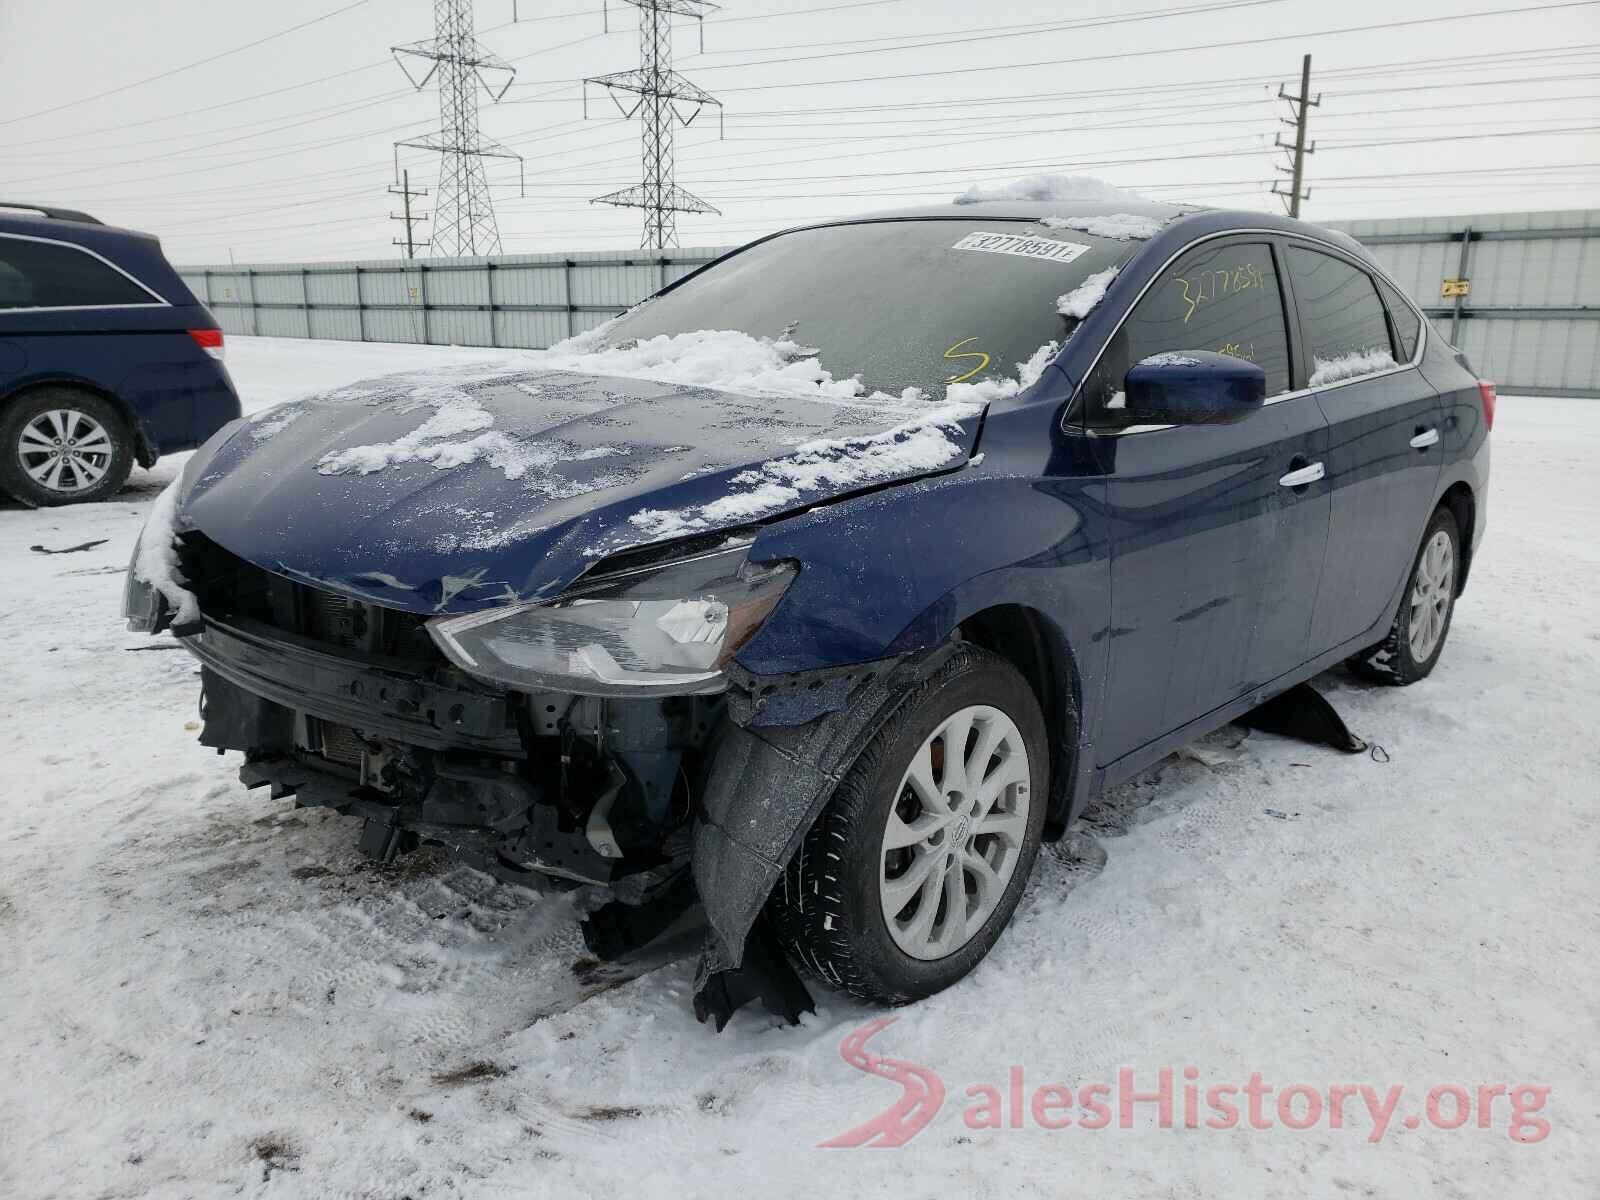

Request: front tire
left=767, top=646, right=1049, bottom=1005
left=1348, top=506, right=1461, bottom=685
left=0, top=388, right=136, bottom=506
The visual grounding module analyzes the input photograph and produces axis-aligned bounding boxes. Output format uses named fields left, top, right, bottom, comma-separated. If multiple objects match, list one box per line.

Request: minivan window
left=0, top=236, right=158, bottom=310
left=1285, top=246, right=1397, bottom=386
left=600, top=220, right=1140, bottom=397
left=1377, top=277, right=1422, bottom=362
left=1081, top=239, right=1292, bottom=430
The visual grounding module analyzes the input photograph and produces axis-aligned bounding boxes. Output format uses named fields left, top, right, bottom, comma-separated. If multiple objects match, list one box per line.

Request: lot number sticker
left=952, top=231, right=1091, bottom=266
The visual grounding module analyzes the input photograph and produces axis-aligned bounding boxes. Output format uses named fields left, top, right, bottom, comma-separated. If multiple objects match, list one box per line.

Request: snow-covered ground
left=2, top=336, right=1595, bottom=1198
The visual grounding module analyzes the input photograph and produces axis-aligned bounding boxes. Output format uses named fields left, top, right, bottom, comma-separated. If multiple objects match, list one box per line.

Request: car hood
left=179, top=363, right=982, bottom=613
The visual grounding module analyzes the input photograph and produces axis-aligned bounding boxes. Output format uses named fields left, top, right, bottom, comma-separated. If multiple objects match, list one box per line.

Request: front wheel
left=0, top=388, right=136, bottom=506
left=767, top=646, right=1049, bottom=1005
left=1348, top=506, right=1461, bottom=685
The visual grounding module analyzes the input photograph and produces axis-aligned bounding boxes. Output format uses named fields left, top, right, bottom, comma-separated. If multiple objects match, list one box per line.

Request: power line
left=0, top=0, right=374, bottom=129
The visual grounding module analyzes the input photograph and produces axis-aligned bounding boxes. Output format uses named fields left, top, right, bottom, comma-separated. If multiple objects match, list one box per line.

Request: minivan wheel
left=1348, top=506, right=1461, bottom=686
left=767, top=646, right=1049, bottom=1005
left=0, top=388, right=135, bottom=506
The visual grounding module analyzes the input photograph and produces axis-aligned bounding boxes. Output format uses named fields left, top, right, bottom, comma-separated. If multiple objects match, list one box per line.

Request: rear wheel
left=1348, top=506, right=1461, bottom=685
left=0, top=388, right=135, bottom=506
left=767, top=646, right=1049, bottom=1005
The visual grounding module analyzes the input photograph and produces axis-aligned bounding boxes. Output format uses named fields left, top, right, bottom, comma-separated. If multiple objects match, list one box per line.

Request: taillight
left=1477, top=380, right=1496, bottom=431
left=188, top=328, right=225, bottom=361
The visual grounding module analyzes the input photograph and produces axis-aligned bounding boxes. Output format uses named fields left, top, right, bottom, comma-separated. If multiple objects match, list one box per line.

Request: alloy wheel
left=879, top=704, right=1032, bottom=961
left=1408, top=528, right=1456, bottom=662
left=16, top=409, right=114, bottom=495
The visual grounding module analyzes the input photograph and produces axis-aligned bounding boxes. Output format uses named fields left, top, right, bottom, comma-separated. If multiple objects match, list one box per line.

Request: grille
left=305, top=590, right=367, bottom=650
left=318, top=721, right=368, bottom=768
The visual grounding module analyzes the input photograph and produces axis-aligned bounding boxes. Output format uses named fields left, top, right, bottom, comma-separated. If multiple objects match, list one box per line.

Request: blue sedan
left=124, top=198, right=1491, bottom=1025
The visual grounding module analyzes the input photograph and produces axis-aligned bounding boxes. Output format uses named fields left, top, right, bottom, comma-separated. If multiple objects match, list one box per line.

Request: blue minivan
left=125, top=198, right=1491, bottom=1025
left=0, top=203, right=240, bottom=505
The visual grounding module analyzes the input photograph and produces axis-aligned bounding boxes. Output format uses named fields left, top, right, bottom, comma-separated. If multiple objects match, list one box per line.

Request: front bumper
left=184, top=614, right=521, bottom=754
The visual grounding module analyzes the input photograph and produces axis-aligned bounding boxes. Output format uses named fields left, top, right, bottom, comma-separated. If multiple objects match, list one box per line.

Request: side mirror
left=1122, top=350, right=1266, bottom=425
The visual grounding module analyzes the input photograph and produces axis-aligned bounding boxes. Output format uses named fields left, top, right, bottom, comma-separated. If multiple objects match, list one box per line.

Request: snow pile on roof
left=538, top=327, right=918, bottom=408
left=1041, top=212, right=1167, bottom=240
left=315, top=388, right=622, bottom=483
left=133, top=478, right=200, bottom=628
left=249, top=402, right=308, bottom=441
left=953, top=174, right=1138, bottom=206
left=628, top=402, right=981, bottom=540
left=1308, top=348, right=1397, bottom=388
left=1058, top=267, right=1121, bottom=320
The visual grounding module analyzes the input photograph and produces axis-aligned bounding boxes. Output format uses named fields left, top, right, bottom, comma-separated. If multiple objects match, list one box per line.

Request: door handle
left=1410, top=427, right=1440, bottom=449
left=1278, top=461, right=1325, bottom=488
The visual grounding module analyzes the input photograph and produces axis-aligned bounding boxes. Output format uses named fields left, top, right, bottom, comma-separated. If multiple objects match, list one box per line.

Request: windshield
left=602, top=219, right=1140, bottom=396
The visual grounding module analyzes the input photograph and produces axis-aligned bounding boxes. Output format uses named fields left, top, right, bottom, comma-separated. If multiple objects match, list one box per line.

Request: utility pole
left=583, top=0, right=725, bottom=250
left=389, top=169, right=431, bottom=259
left=1271, top=54, right=1320, bottom=218
left=392, top=0, right=524, bottom=258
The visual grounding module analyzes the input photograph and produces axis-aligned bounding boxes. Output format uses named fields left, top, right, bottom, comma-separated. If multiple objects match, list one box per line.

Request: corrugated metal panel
left=1326, top=209, right=1599, bottom=395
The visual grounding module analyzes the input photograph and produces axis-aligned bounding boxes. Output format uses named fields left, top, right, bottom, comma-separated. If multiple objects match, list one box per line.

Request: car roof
left=850, top=197, right=1196, bottom=223
left=0, top=205, right=155, bottom=244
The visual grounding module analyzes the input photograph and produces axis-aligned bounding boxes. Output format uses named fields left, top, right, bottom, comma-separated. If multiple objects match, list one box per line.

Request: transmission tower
left=583, top=0, right=724, bottom=250
left=392, top=0, right=524, bottom=258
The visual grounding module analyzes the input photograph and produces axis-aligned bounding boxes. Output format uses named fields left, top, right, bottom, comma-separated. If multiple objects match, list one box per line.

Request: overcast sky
left=2, top=0, right=1597, bottom=264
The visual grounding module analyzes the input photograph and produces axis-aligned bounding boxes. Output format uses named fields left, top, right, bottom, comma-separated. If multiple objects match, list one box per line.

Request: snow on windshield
left=621, top=339, right=1061, bottom=542
left=1057, top=267, right=1121, bottom=320
left=1041, top=213, right=1167, bottom=241
left=1308, top=348, right=1399, bottom=387
left=953, top=174, right=1140, bottom=205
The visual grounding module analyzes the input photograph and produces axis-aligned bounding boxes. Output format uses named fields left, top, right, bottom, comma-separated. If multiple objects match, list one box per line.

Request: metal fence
left=177, top=247, right=734, bottom=351
left=1325, top=209, right=1599, bottom=397
left=180, top=208, right=1599, bottom=396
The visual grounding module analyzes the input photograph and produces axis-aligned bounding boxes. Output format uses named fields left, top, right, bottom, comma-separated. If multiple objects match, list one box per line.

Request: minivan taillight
left=188, top=328, right=225, bottom=361
left=1477, top=380, right=1497, bottom=431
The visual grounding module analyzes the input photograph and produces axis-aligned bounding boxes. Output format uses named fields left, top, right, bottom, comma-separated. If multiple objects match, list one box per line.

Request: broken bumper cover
left=184, top=615, right=522, bottom=754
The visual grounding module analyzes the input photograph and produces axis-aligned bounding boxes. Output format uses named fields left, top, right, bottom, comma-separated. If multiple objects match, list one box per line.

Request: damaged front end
left=127, top=525, right=881, bottom=1025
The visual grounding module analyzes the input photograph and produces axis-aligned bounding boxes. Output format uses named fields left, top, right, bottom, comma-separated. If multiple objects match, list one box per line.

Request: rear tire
left=1347, top=506, right=1461, bottom=686
left=0, top=387, right=135, bottom=506
left=766, top=646, right=1049, bottom=1005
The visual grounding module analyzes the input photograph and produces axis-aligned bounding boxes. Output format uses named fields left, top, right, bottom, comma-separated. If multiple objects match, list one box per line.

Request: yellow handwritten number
left=944, top=337, right=991, bottom=384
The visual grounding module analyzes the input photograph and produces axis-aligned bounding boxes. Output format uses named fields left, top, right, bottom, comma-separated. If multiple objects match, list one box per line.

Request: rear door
left=1283, top=242, right=1444, bottom=654
left=1081, top=236, right=1332, bottom=765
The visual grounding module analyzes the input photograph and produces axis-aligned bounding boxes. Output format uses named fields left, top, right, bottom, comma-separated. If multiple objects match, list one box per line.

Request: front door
left=1076, top=237, right=1332, bottom=766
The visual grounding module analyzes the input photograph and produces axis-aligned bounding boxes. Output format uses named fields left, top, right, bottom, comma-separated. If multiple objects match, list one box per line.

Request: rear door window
left=1285, top=246, right=1398, bottom=387
left=0, top=236, right=158, bottom=310
left=1081, top=240, right=1292, bottom=430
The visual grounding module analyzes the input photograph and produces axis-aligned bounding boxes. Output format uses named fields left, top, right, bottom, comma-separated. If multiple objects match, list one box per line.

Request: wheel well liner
left=956, top=603, right=1080, bottom=839
left=1439, top=481, right=1475, bottom=593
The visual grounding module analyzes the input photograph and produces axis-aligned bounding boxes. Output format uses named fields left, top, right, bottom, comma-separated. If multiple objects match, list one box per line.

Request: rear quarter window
left=0, top=236, right=158, bottom=310
left=1376, top=277, right=1422, bottom=361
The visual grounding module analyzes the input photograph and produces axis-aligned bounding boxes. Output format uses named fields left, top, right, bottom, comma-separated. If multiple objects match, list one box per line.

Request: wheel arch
left=954, top=603, right=1081, bottom=840
left=0, top=377, right=155, bottom=467
left=1438, top=480, right=1475, bottom=594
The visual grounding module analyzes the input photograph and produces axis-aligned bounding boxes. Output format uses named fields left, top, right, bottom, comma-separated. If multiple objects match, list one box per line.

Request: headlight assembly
left=426, top=543, right=797, bottom=696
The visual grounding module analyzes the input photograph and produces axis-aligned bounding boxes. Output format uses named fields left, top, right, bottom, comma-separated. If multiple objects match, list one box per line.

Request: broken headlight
left=426, top=544, right=797, bottom=696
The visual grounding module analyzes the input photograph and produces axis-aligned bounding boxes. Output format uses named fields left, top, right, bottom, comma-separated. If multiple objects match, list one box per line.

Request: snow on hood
left=1308, top=348, right=1398, bottom=387
left=953, top=174, right=1139, bottom=206
left=1041, top=212, right=1168, bottom=240
left=133, top=478, right=200, bottom=627
left=617, top=339, right=1061, bottom=542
